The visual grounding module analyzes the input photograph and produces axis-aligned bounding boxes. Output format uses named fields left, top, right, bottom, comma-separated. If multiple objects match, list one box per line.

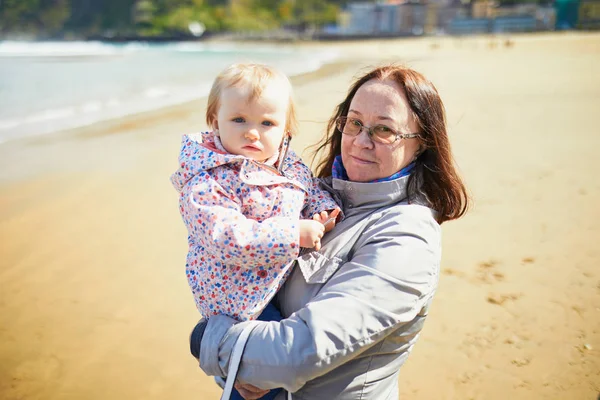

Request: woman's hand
left=312, top=207, right=341, bottom=232
left=234, top=381, right=270, bottom=399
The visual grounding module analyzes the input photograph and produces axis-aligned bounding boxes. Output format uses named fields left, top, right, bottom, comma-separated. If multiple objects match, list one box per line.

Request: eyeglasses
left=336, top=116, right=420, bottom=145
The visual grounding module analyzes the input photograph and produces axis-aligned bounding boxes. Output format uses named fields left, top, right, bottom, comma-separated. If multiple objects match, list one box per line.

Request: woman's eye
left=349, top=118, right=362, bottom=127
left=262, top=120, right=274, bottom=127
left=376, top=125, right=393, bottom=133
left=232, top=117, right=245, bottom=123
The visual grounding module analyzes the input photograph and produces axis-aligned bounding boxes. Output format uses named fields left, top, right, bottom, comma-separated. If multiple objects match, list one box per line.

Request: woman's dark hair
left=312, top=65, right=469, bottom=224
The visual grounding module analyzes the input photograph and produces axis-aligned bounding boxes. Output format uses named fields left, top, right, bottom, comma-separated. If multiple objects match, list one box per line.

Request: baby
left=171, top=63, right=340, bottom=324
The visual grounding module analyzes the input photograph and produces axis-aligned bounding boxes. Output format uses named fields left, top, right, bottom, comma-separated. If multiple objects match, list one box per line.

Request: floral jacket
left=171, top=132, right=339, bottom=321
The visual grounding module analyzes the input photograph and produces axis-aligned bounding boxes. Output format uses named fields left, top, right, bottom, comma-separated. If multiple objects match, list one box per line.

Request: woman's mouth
left=350, top=155, right=375, bottom=164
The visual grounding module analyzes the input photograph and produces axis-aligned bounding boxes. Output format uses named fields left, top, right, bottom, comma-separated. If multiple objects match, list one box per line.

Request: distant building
left=345, top=3, right=396, bottom=35
left=332, top=0, right=567, bottom=37
left=344, top=1, right=427, bottom=36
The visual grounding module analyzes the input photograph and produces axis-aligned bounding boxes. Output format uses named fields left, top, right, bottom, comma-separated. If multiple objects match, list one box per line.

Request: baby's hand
left=312, top=208, right=341, bottom=233
left=299, top=220, right=326, bottom=250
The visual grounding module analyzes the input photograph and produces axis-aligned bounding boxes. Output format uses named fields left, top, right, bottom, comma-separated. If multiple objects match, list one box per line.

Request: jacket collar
left=320, top=174, right=411, bottom=214
left=171, top=132, right=292, bottom=192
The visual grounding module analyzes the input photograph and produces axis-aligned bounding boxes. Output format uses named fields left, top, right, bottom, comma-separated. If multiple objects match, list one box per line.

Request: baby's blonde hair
left=206, top=63, right=298, bottom=136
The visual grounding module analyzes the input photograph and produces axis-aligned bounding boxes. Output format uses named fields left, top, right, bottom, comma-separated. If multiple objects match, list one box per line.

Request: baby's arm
left=180, top=172, right=301, bottom=267
left=295, top=160, right=342, bottom=228
left=286, top=155, right=342, bottom=249
left=302, top=176, right=340, bottom=221
left=289, top=158, right=340, bottom=222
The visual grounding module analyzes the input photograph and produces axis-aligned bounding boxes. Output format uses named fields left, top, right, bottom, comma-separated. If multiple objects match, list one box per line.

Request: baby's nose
left=245, top=129, right=260, bottom=141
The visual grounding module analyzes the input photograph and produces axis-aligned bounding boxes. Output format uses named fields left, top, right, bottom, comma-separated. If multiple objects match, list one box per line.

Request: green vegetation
left=0, top=0, right=351, bottom=39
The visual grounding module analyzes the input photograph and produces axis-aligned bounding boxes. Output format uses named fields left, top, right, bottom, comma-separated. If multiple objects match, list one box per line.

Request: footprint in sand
left=476, top=259, right=505, bottom=283
left=487, top=292, right=522, bottom=305
left=442, top=267, right=467, bottom=278
left=511, top=357, right=531, bottom=367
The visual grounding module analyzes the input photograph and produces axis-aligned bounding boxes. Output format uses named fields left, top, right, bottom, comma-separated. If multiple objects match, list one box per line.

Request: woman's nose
left=354, top=128, right=373, bottom=148
left=244, top=129, right=260, bottom=141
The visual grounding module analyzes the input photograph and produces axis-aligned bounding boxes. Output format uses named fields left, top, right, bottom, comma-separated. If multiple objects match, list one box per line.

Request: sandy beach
left=1, top=32, right=599, bottom=399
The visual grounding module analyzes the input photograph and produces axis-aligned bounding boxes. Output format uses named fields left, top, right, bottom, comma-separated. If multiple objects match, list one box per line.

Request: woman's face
left=341, top=78, right=421, bottom=182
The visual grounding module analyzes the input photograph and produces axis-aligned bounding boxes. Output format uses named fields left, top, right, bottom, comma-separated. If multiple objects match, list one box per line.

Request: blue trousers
left=190, top=302, right=283, bottom=400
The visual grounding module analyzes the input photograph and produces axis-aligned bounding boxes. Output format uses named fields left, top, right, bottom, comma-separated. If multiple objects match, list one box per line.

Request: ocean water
left=0, top=41, right=339, bottom=144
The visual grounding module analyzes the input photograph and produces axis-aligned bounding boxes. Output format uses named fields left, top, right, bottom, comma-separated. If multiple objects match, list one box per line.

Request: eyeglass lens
left=338, top=117, right=396, bottom=144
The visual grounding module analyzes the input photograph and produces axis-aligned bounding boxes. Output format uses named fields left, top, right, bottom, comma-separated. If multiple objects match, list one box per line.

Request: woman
left=195, top=65, right=469, bottom=399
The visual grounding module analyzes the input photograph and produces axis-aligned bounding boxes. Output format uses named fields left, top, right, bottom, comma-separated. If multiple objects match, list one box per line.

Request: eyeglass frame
left=335, top=116, right=420, bottom=145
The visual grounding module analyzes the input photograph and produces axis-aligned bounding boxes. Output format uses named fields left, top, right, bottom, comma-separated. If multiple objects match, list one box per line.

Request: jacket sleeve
left=200, top=210, right=440, bottom=392
left=289, top=158, right=339, bottom=219
left=180, top=171, right=300, bottom=268
left=302, top=177, right=341, bottom=219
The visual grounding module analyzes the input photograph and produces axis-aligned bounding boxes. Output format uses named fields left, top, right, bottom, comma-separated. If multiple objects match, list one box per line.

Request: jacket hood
left=170, top=131, right=291, bottom=192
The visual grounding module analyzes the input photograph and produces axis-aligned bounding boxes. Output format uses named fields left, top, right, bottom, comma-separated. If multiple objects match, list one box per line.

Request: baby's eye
left=232, top=117, right=245, bottom=123
left=262, top=120, right=274, bottom=127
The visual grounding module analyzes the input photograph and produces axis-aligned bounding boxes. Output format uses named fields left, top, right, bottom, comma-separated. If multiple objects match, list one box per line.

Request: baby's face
left=214, top=81, right=289, bottom=162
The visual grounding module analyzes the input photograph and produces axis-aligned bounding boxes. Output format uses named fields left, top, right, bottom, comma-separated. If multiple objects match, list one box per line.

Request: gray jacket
left=200, top=174, right=441, bottom=399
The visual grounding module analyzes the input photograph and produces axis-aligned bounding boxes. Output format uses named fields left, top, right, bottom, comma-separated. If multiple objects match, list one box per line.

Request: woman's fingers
left=330, top=207, right=341, bottom=220
left=234, top=381, right=269, bottom=399
left=323, top=208, right=341, bottom=232
left=312, top=211, right=328, bottom=223
left=235, top=382, right=265, bottom=393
